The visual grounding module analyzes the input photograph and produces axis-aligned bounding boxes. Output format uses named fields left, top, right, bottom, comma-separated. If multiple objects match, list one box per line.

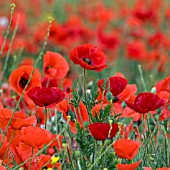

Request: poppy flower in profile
left=69, top=44, right=107, bottom=72
left=20, top=126, right=52, bottom=149
left=113, top=139, right=140, bottom=160
left=43, top=51, right=69, bottom=79
left=27, top=86, right=65, bottom=108
left=116, top=160, right=142, bottom=170
left=125, top=92, right=166, bottom=114
left=9, top=65, right=41, bottom=95
left=88, top=122, right=119, bottom=140
left=98, top=76, right=128, bottom=96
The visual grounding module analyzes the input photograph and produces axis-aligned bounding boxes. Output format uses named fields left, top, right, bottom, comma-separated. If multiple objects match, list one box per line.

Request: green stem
left=138, top=64, right=147, bottom=91
left=0, top=17, right=53, bottom=148
left=0, top=3, right=15, bottom=57
left=0, top=12, right=18, bottom=85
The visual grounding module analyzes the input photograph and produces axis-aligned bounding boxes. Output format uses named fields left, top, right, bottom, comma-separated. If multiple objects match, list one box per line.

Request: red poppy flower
left=0, top=108, right=37, bottom=130
left=20, top=126, right=52, bottom=149
left=9, top=65, right=41, bottom=95
left=69, top=44, right=107, bottom=72
left=88, top=122, right=118, bottom=140
left=98, top=76, right=128, bottom=96
left=125, top=92, right=166, bottom=114
left=41, top=77, right=58, bottom=87
left=156, top=76, right=170, bottom=93
left=116, top=160, right=142, bottom=170
left=27, top=86, right=65, bottom=108
left=113, top=139, right=140, bottom=160
left=43, top=51, right=69, bottom=79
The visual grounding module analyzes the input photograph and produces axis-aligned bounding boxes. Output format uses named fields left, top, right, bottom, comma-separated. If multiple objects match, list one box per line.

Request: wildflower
left=43, top=51, right=69, bottom=79
left=88, top=122, right=118, bottom=140
left=125, top=92, right=165, bottom=114
left=113, top=139, right=140, bottom=160
left=69, top=44, right=107, bottom=72
left=27, top=87, right=65, bottom=108
left=9, top=66, right=41, bottom=95
left=98, top=76, right=128, bottom=96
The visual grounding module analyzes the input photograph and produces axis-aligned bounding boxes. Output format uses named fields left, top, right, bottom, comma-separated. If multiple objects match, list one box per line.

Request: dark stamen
left=19, top=77, right=28, bottom=88
left=83, top=58, right=92, bottom=65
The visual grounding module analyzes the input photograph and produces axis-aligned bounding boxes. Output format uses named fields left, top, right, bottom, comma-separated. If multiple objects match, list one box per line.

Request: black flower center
left=19, top=77, right=28, bottom=88
left=83, top=58, right=92, bottom=65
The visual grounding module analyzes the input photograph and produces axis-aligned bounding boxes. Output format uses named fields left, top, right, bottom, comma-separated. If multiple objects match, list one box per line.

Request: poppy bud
left=103, top=168, right=108, bottom=170
left=157, top=134, right=164, bottom=144
left=148, top=124, right=155, bottom=131
left=157, top=108, right=162, bottom=114
left=121, top=101, right=126, bottom=109
left=105, top=139, right=112, bottom=145
left=83, top=121, right=89, bottom=127
left=106, top=91, right=113, bottom=102
left=77, top=86, right=83, bottom=98
left=167, top=127, right=170, bottom=133
left=151, top=87, right=157, bottom=94
left=75, top=150, right=81, bottom=158
left=154, top=114, right=159, bottom=121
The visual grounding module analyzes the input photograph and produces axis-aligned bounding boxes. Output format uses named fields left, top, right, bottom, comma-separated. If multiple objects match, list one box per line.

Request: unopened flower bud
left=151, top=87, right=157, bottom=94
left=157, top=134, right=164, bottom=144
left=148, top=124, right=155, bottom=131
left=103, top=168, right=108, bottom=170
left=156, top=108, right=162, bottom=114
left=83, top=121, right=89, bottom=127
left=106, top=91, right=113, bottom=102
left=167, top=127, right=170, bottom=134
left=121, top=101, right=126, bottom=109
left=154, top=114, right=159, bottom=121
left=75, top=150, right=81, bottom=158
